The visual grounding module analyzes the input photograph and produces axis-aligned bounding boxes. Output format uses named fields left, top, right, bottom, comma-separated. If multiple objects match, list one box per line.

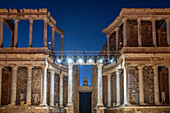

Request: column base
left=65, top=104, right=74, bottom=113
left=139, top=102, right=147, bottom=105
left=116, top=103, right=120, bottom=106
left=123, top=102, right=131, bottom=106
left=96, top=107, right=106, bottom=113
left=155, top=102, right=161, bottom=105
left=96, top=102, right=104, bottom=107
left=39, top=103, right=48, bottom=107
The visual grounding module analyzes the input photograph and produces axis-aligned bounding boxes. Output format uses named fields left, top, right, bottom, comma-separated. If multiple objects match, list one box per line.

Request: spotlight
left=57, top=59, right=61, bottom=63
left=110, top=59, right=113, bottom=63
left=67, top=58, right=72, bottom=64
left=99, top=58, right=103, bottom=63
left=88, top=58, right=93, bottom=63
left=78, top=58, right=83, bottom=63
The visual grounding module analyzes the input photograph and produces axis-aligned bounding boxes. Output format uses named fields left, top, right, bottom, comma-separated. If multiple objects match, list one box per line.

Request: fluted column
left=14, top=18, right=19, bottom=47
left=10, top=65, right=18, bottom=105
left=29, top=18, right=33, bottom=47
left=107, top=73, right=111, bottom=107
left=153, top=65, right=160, bottom=105
left=137, top=18, right=142, bottom=47
left=116, top=70, right=121, bottom=106
left=51, top=27, right=55, bottom=51
left=50, top=70, right=55, bottom=106
left=60, top=74, right=64, bottom=107
left=61, top=34, right=64, bottom=56
left=26, top=65, right=32, bottom=105
left=138, top=65, right=145, bottom=105
left=0, top=18, right=3, bottom=47
left=123, top=65, right=130, bottom=105
left=152, top=19, right=157, bottom=47
left=166, top=19, right=170, bottom=46
left=123, top=18, right=127, bottom=47
left=106, top=34, right=110, bottom=58
left=40, top=65, right=47, bottom=106
left=43, top=17, right=48, bottom=47
left=115, top=27, right=119, bottom=53
left=97, top=63, right=104, bottom=106
left=0, top=65, right=2, bottom=105
left=67, top=64, right=73, bottom=106
left=167, top=66, right=170, bottom=103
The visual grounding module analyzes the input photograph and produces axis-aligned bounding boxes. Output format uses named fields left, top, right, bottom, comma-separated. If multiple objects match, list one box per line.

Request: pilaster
left=14, top=18, right=19, bottom=47
left=29, top=18, right=33, bottom=47
left=123, top=18, right=127, bottom=47
left=137, top=18, right=142, bottom=47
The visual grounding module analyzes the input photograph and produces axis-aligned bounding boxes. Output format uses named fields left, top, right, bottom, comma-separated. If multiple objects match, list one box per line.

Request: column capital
left=0, top=65, right=2, bottom=71
left=52, top=26, right=55, bottom=31
left=124, top=63, right=130, bottom=69
left=29, top=18, right=33, bottom=23
left=61, top=34, right=64, bottom=39
left=41, top=65, right=47, bottom=70
left=68, top=64, right=73, bottom=69
left=14, top=18, right=20, bottom=23
left=166, top=65, right=170, bottom=69
left=122, top=17, right=128, bottom=23
left=116, top=69, right=122, bottom=74
left=49, top=69, right=55, bottom=75
left=11, top=65, right=18, bottom=70
left=97, top=63, right=103, bottom=70
left=43, top=17, right=48, bottom=23
left=0, top=18, right=3, bottom=22
left=166, top=18, right=170, bottom=22
left=115, top=27, right=119, bottom=31
left=106, top=34, right=110, bottom=39
left=137, top=18, right=142, bottom=23
left=138, top=65, right=144, bottom=70
left=27, top=65, right=33, bottom=70
left=152, top=65, right=158, bottom=70
left=60, top=73, right=64, bottom=77
left=107, top=73, right=111, bottom=78
left=151, top=18, right=156, bottom=21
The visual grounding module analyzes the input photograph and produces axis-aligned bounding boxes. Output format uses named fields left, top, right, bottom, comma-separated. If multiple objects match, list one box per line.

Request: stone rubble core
left=0, top=8, right=170, bottom=113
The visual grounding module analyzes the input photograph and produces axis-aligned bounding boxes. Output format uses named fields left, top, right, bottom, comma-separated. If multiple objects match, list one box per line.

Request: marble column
left=50, top=70, right=55, bottom=106
left=40, top=66, right=47, bottom=106
left=168, top=66, right=170, bottom=103
left=10, top=65, right=18, bottom=105
left=152, top=19, right=157, bottom=47
left=26, top=65, right=32, bottom=105
left=106, top=34, right=110, bottom=58
left=116, top=70, right=121, bottom=106
left=61, top=34, right=64, bottom=56
left=166, top=19, right=170, bottom=46
left=123, top=18, right=127, bottom=47
left=0, top=18, right=3, bottom=47
left=14, top=18, right=19, bottom=47
left=153, top=65, right=160, bottom=105
left=29, top=18, right=33, bottom=47
left=60, top=74, right=64, bottom=107
left=137, top=18, right=142, bottom=47
left=138, top=65, right=145, bottom=105
left=97, top=63, right=104, bottom=106
left=0, top=66, right=2, bottom=105
left=123, top=65, right=130, bottom=105
left=51, top=27, right=55, bottom=51
left=107, top=73, right=111, bottom=107
left=43, top=17, right=48, bottom=47
left=67, top=64, right=73, bottom=106
left=115, top=27, right=119, bottom=53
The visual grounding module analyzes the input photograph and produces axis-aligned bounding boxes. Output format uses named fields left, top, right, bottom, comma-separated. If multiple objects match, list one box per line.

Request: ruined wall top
left=102, top=8, right=170, bottom=34
left=0, top=8, right=64, bottom=35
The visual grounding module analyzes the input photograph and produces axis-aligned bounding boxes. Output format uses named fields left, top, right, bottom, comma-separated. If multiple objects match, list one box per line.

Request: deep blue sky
left=0, top=0, right=170, bottom=86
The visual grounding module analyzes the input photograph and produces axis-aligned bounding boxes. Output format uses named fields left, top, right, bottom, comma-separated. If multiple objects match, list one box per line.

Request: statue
left=161, top=91, right=166, bottom=103
left=33, top=94, right=39, bottom=104
left=83, top=76, right=88, bottom=86
left=131, top=90, right=137, bottom=104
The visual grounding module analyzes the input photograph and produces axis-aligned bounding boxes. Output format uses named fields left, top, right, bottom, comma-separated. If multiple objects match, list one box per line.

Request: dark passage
left=79, top=92, right=91, bottom=113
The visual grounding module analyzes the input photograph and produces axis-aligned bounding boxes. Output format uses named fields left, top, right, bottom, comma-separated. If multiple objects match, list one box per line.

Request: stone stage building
left=0, top=8, right=170, bottom=113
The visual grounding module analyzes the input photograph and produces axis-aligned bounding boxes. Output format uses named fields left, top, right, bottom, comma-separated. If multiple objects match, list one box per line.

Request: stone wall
left=110, top=32, right=116, bottom=52
left=16, top=67, right=27, bottom=105
left=157, top=26, right=167, bottom=47
left=63, top=76, right=68, bottom=106
left=55, top=74, right=60, bottom=105
left=111, top=73, right=116, bottom=106
left=103, top=76, right=108, bottom=106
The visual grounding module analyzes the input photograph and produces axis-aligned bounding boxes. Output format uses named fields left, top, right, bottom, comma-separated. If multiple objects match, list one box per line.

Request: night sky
left=0, top=0, right=170, bottom=86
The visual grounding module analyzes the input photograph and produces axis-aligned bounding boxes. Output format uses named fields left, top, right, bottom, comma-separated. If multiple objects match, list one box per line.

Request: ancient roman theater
left=0, top=8, right=170, bottom=113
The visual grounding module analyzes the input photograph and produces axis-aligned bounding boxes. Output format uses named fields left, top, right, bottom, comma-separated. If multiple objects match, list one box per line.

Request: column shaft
left=50, top=70, right=55, bottom=106
left=97, top=64, right=103, bottom=106
left=26, top=66, right=32, bottom=105
left=43, top=18, right=47, bottom=47
left=59, top=74, right=64, bottom=107
left=123, top=18, right=127, bottom=47
left=123, top=65, right=130, bottom=105
left=138, top=65, right=145, bottom=105
left=41, top=66, right=47, bottom=105
left=138, top=18, right=142, bottom=47
left=10, top=66, right=18, bottom=105
left=68, top=64, right=73, bottom=105
left=153, top=65, right=160, bottom=104
left=168, top=66, right=170, bottom=103
left=14, top=19, right=19, bottom=47
left=167, top=19, right=170, bottom=46
left=51, top=27, right=55, bottom=51
left=107, top=74, right=111, bottom=107
left=0, top=18, right=3, bottom=47
left=61, top=34, right=64, bottom=56
left=116, top=70, right=120, bottom=106
left=0, top=66, right=2, bottom=105
left=29, top=19, right=33, bottom=47
left=106, top=34, right=110, bottom=57
left=152, top=19, right=157, bottom=47
left=116, top=27, right=119, bottom=53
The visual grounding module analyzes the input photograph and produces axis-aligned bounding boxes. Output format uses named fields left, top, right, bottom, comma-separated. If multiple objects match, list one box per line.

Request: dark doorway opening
left=79, top=92, right=91, bottom=113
